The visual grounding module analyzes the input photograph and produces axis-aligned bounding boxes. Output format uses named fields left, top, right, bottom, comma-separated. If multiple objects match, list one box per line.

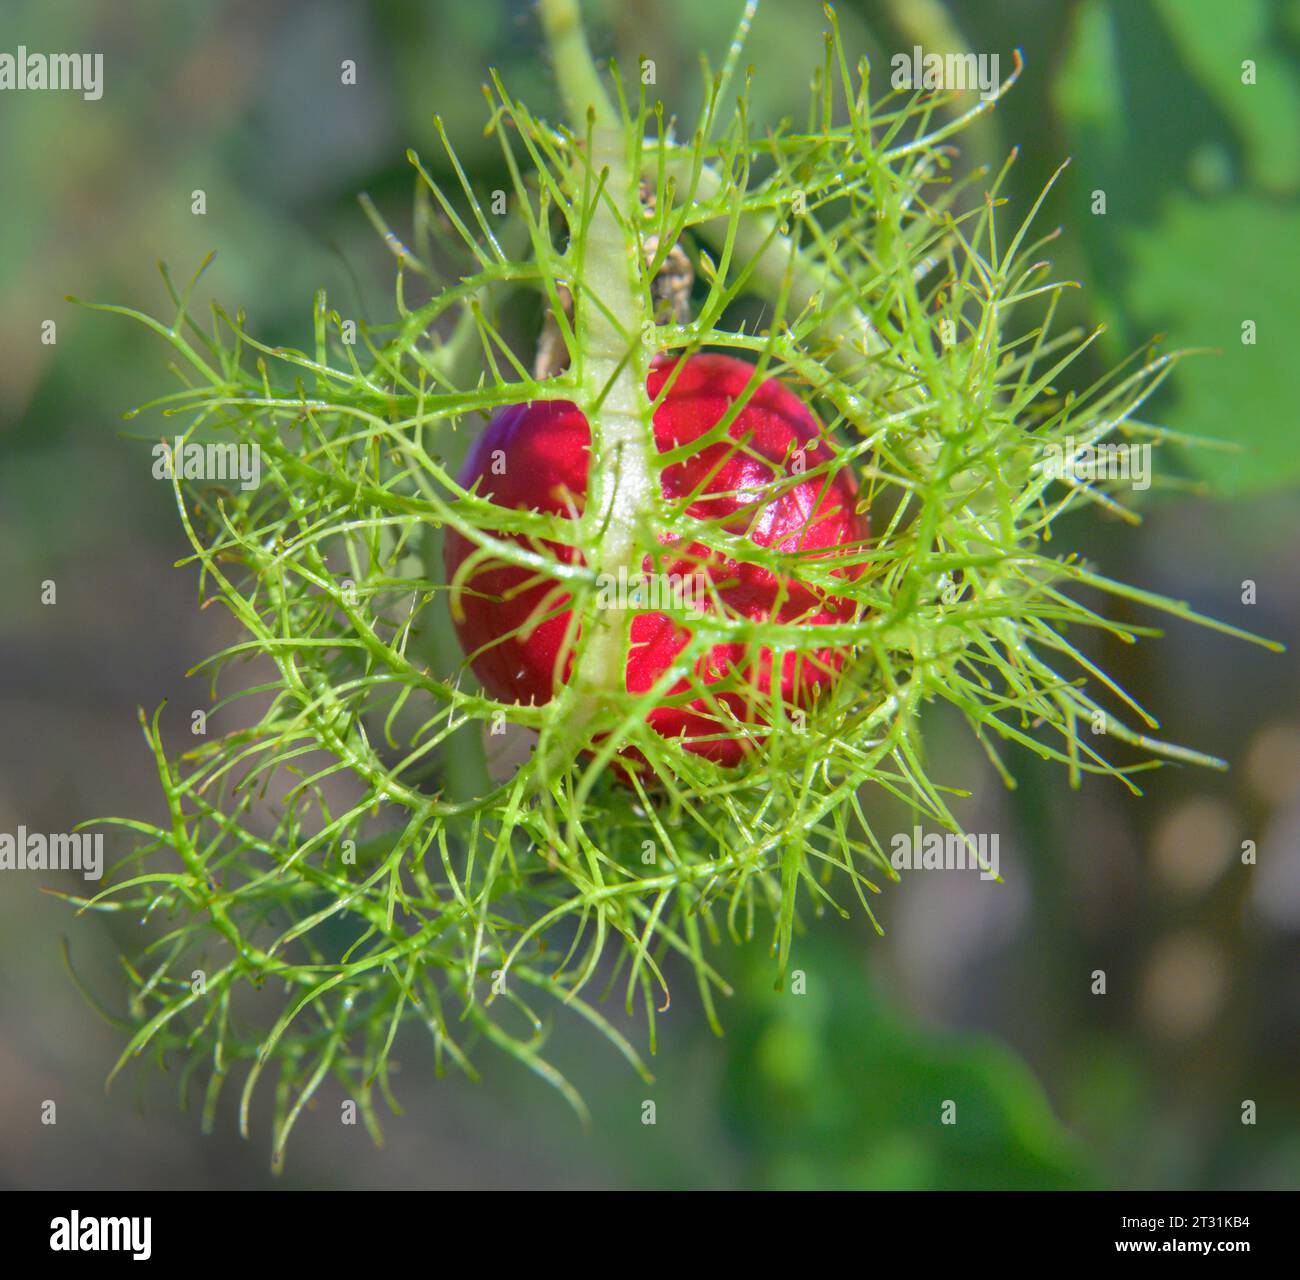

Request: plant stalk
left=539, top=0, right=658, bottom=713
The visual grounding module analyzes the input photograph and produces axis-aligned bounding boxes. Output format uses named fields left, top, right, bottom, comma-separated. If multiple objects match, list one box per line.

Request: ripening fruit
left=444, top=353, right=867, bottom=767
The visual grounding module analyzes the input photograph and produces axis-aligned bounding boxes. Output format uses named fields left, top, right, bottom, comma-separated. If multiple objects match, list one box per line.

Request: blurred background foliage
left=0, top=0, right=1296, bottom=1189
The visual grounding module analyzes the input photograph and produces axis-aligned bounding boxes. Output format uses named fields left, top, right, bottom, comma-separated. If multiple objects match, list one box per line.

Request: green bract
left=65, top=0, right=1275, bottom=1169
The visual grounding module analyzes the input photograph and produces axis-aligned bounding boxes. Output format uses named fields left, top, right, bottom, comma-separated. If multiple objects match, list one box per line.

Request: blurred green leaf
left=1150, top=0, right=1300, bottom=195
left=1121, top=195, right=1299, bottom=494
left=1054, top=0, right=1300, bottom=494
left=719, top=938, right=1095, bottom=1190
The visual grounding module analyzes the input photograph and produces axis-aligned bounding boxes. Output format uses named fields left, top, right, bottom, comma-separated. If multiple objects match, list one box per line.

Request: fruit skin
left=444, top=353, right=867, bottom=767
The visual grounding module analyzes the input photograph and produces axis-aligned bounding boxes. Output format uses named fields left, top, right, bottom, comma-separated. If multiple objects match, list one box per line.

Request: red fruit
left=444, top=353, right=867, bottom=767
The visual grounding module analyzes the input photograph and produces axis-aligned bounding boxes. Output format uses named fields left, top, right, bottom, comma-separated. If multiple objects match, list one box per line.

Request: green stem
left=878, top=0, right=1000, bottom=176
left=539, top=0, right=617, bottom=127
left=540, top=0, right=657, bottom=709
left=662, top=158, right=886, bottom=377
